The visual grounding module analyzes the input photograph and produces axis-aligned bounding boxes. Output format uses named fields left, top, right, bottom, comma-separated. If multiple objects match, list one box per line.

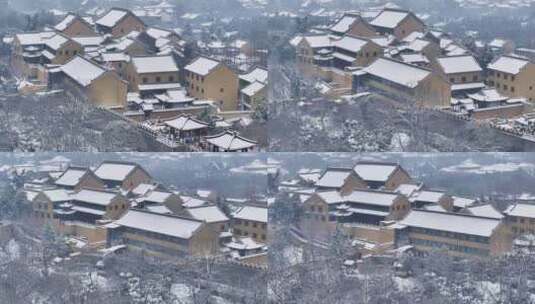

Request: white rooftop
left=239, top=67, right=268, bottom=84
left=205, top=132, right=257, bottom=151
left=332, top=36, right=368, bottom=53
left=468, top=205, right=504, bottom=219
left=330, top=15, right=358, bottom=33
left=315, top=169, right=351, bottom=188
left=61, top=56, right=106, bottom=87
left=42, top=189, right=71, bottom=202
left=96, top=9, right=128, bottom=28
left=132, top=55, right=179, bottom=74
left=187, top=206, right=229, bottom=223
left=402, top=210, right=501, bottom=237
left=94, top=162, right=137, bottom=182
left=233, top=206, right=267, bottom=223
left=370, top=10, right=410, bottom=29
left=72, top=189, right=117, bottom=206
left=353, top=163, right=398, bottom=182
left=116, top=210, right=203, bottom=239
left=241, top=81, right=266, bottom=97
left=55, top=14, right=77, bottom=31
left=504, top=204, right=535, bottom=219
left=362, top=58, right=430, bottom=88
left=318, top=190, right=398, bottom=207
left=488, top=56, right=529, bottom=75
left=164, top=115, right=208, bottom=131
left=142, top=191, right=172, bottom=203
left=184, top=57, right=220, bottom=76
left=55, top=168, right=88, bottom=187
left=436, top=55, right=482, bottom=74
left=412, top=190, right=445, bottom=203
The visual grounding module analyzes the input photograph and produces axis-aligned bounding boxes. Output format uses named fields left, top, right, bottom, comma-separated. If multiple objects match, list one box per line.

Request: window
left=450, top=78, right=455, bottom=83
left=73, top=50, right=77, bottom=55
left=461, top=76, right=466, bottom=82
left=473, top=75, right=478, bottom=81
left=169, top=76, right=174, bottom=82
left=253, top=222, right=257, bottom=228
left=244, top=221, right=249, bottom=226
left=65, top=50, right=69, bottom=56
left=253, top=233, right=257, bottom=239
left=142, top=77, right=148, bottom=84
left=511, top=86, right=515, bottom=92
left=156, top=76, right=161, bottom=83
left=262, top=234, right=266, bottom=240
left=235, top=229, right=241, bottom=235
left=220, top=88, right=224, bottom=93
left=504, top=75, right=508, bottom=80
left=512, top=76, right=515, bottom=81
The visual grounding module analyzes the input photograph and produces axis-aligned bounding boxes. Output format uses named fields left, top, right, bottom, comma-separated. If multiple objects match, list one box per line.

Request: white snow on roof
left=318, top=190, right=398, bottom=206
left=315, top=169, right=352, bottom=188
left=72, top=36, right=105, bottom=46
left=164, top=115, right=208, bottom=131
left=61, top=56, right=106, bottom=87
left=143, top=191, right=172, bottom=203
left=332, top=36, right=368, bottom=53
left=42, top=189, right=71, bottom=202
left=412, top=190, right=444, bottom=203
left=132, top=55, right=179, bottom=74
left=330, top=15, right=357, bottom=33
left=205, top=132, right=257, bottom=151
left=116, top=210, right=202, bottom=239
left=72, top=189, right=117, bottom=206
left=96, top=9, right=128, bottom=28
left=488, top=56, right=529, bottom=75
left=468, top=205, right=503, bottom=219
left=44, top=34, right=70, bottom=50
left=452, top=196, right=477, bottom=208
left=303, top=35, right=331, bottom=49
left=363, top=58, right=430, bottom=88
left=146, top=204, right=172, bottom=214
left=504, top=204, right=535, bottom=219
left=239, top=67, right=268, bottom=84
left=55, top=14, right=77, bottom=31
left=100, top=52, right=130, bottom=62
left=55, top=168, right=88, bottom=186
left=353, top=163, right=397, bottom=182
left=188, top=206, right=229, bottom=223
left=16, top=32, right=56, bottom=46
left=94, top=162, right=137, bottom=181
left=181, top=196, right=208, bottom=208
left=290, top=35, right=303, bottom=47
left=184, top=57, right=220, bottom=76
left=395, top=183, right=422, bottom=197
left=370, top=10, right=409, bottom=29
left=437, top=55, right=482, bottom=74
left=131, top=183, right=158, bottom=196
left=146, top=27, right=172, bottom=40
left=402, top=210, right=501, bottom=237
left=233, top=206, right=267, bottom=223
left=241, top=81, right=265, bottom=97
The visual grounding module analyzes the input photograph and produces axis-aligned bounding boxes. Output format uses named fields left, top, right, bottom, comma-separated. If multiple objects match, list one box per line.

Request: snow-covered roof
left=96, top=9, right=128, bottom=28
left=400, top=53, right=429, bottom=64
left=467, top=88, right=508, bottom=103
left=181, top=196, right=209, bottom=208
left=402, top=210, right=501, bottom=237
left=146, top=27, right=173, bottom=40
left=395, top=183, right=422, bottom=197
left=61, top=56, right=106, bottom=87
left=330, top=14, right=358, bottom=33
left=55, top=167, right=89, bottom=187
left=115, top=210, right=203, bottom=239
left=164, top=115, right=208, bottom=131
left=55, top=14, right=77, bottom=31
left=332, top=35, right=368, bottom=53
left=132, top=55, right=179, bottom=74
left=142, top=190, right=172, bottom=203
left=239, top=67, right=268, bottom=84
left=72, top=36, right=106, bottom=46
left=16, top=32, right=56, bottom=46
left=302, top=35, right=331, bottom=49
left=99, top=52, right=130, bottom=62
left=317, top=189, right=399, bottom=206
left=187, top=206, right=229, bottom=223
left=452, top=196, right=477, bottom=208
left=131, top=183, right=158, bottom=196
left=411, top=190, right=445, bottom=203
left=44, top=34, right=70, bottom=50
left=241, top=81, right=266, bottom=97
left=436, top=55, right=482, bottom=74
left=94, top=162, right=138, bottom=182
left=42, top=189, right=71, bottom=202
left=205, top=131, right=257, bottom=151
left=353, top=162, right=398, bottom=182
left=233, top=206, right=267, bottom=223
left=488, top=56, right=529, bottom=75
left=370, top=9, right=410, bottom=29
left=146, top=204, right=172, bottom=214
left=315, top=168, right=352, bottom=188
left=504, top=204, right=535, bottom=219
left=226, top=236, right=264, bottom=251
left=71, top=189, right=118, bottom=206
left=184, top=57, right=220, bottom=76
left=406, top=39, right=430, bottom=52
left=362, top=58, right=430, bottom=88
left=467, top=205, right=504, bottom=219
